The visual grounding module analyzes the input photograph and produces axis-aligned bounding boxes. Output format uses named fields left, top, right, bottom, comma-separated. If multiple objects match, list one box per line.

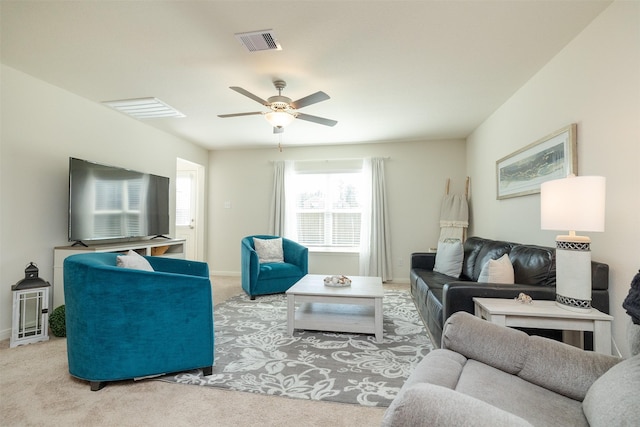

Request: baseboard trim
left=211, top=271, right=241, bottom=277
left=385, top=277, right=410, bottom=284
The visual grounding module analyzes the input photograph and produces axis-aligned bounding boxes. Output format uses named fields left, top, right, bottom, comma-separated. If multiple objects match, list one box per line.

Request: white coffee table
left=473, top=297, right=614, bottom=355
left=286, top=274, right=384, bottom=343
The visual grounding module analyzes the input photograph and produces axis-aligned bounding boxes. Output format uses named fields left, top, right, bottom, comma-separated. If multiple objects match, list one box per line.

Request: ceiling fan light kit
left=218, top=79, right=337, bottom=134
left=264, top=111, right=296, bottom=128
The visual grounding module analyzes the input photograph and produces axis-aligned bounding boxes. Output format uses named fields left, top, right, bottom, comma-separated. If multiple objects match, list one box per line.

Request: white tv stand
left=53, top=238, right=186, bottom=308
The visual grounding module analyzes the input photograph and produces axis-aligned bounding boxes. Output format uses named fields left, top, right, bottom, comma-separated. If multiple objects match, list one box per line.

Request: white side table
left=473, top=297, right=613, bottom=355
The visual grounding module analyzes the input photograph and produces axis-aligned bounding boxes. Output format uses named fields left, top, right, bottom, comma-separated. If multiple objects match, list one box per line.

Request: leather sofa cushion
left=460, top=237, right=487, bottom=280
left=510, top=245, right=556, bottom=286
left=426, top=289, right=444, bottom=342
left=414, top=269, right=465, bottom=291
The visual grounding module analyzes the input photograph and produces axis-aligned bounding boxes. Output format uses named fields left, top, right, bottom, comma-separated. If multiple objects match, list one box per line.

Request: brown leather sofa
left=410, top=236, right=610, bottom=346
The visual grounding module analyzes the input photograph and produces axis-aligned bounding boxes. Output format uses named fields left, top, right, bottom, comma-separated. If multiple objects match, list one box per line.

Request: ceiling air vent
left=235, top=30, right=282, bottom=52
left=102, top=97, right=185, bottom=119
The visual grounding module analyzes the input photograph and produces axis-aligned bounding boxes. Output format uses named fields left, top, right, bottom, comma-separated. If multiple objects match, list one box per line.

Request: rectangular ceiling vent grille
left=235, top=30, right=282, bottom=52
left=102, top=97, right=185, bottom=119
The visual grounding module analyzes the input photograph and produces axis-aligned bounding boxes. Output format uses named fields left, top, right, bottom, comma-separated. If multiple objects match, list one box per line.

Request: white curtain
left=268, top=161, right=285, bottom=236
left=283, top=161, right=297, bottom=240
left=269, top=160, right=296, bottom=238
left=359, top=157, right=393, bottom=281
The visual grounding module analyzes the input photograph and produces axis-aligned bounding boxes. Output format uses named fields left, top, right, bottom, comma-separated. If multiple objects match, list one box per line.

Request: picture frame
left=496, top=124, right=577, bottom=199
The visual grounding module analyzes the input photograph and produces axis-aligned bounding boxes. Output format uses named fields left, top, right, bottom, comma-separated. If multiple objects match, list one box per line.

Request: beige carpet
left=0, top=276, right=402, bottom=426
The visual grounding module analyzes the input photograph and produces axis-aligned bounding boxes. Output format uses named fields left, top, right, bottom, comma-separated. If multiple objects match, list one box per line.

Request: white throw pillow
left=477, top=253, right=514, bottom=284
left=116, top=250, right=154, bottom=271
left=433, top=239, right=464, bottom=278
left=253, top=237, right=284, bottom=263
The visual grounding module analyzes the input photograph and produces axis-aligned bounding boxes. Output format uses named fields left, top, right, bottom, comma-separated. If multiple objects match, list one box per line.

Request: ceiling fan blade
left=229, top=87, right=269, bottom=106
left=217, top=112, right=263, bottom=118
left=290, top=91, right=330, bottom=109
left=296, top=112, right=338, bottom=127
left=273, top=126, right=284, bottom=134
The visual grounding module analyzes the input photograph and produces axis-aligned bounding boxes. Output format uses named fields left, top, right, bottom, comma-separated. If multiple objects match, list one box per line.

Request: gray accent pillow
left=433, top=239, right=463, bottom=278
left=116, top=250, right=154, bottom=271
left=253, top=237, right=284, bottom=263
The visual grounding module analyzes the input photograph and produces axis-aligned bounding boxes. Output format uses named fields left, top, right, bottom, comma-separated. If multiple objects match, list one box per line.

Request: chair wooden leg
left=250, top=295, right=256, bottom=300
left=202, top=366, right=213, bottom=376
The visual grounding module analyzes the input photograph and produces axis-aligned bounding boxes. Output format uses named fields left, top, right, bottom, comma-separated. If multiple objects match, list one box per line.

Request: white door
left=176, top=158, right=204, bottom=261
left=175, top=170, right=197, bottom=259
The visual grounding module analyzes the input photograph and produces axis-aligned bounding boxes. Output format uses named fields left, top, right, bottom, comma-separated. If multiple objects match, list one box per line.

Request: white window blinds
left=292, top=170, right=364, bottom=249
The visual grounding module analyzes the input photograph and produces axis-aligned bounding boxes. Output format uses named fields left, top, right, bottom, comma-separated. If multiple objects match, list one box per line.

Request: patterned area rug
left=158, top=290, right=432, bottom=407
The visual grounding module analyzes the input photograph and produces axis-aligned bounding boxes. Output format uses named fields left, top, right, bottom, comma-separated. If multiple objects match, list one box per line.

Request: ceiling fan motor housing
left=268, top=95, right=294, bottom=113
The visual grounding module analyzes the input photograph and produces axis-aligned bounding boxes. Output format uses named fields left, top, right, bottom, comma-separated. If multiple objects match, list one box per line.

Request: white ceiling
left=1, top=1, right=611, bottom=151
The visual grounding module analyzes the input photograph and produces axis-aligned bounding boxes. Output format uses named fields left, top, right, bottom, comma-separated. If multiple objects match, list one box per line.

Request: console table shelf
left=53, top=239, right=186, bottom=308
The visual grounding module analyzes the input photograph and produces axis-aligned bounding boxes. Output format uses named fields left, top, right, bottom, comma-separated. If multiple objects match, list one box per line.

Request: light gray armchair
left=383, top=311, right=640, bottom=427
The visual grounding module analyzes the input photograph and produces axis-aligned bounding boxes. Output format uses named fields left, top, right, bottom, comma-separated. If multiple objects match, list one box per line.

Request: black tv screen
left=68, top=158, right=170, bottom=242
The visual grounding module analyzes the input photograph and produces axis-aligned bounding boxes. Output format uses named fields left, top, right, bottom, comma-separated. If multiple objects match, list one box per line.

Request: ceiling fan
left=218, top=80, right=337, bottom=134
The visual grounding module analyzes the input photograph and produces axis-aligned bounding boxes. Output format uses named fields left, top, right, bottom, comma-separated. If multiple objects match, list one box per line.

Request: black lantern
left=10, top=262, right=51, bottom=348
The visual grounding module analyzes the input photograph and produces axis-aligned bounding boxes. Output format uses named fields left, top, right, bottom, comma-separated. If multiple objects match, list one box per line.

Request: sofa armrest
left=283, top=238, right=309, bottom=273
left=241, top=238, right=260, bottom=291
left=591, top=260, right=609, bottom=290
left=442, top=312, right=622, bottom=400
left=382, top=383, right=533, bottom=427
left=441, top=282, right=557, bottom=322
left=442, top=311, right=530, bottom=374
left=411, top=252, right=436, bottom=270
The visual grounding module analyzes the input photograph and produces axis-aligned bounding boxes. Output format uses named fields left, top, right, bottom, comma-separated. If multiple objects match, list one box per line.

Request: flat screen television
left=68, top=157, right=170, bottom=243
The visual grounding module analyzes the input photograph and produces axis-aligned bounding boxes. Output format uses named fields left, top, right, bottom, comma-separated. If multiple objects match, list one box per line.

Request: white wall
left=466, top=1, right=640, bottom=357
left=0, top=65, right=209, bottom=340
left=208, top=139, right=467, bottom=280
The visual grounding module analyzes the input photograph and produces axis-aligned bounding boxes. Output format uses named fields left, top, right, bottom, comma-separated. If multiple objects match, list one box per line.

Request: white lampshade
left=540, top=175, right=606, bottom=313
left=541, top=175, right=606, bottom=233
left=264, top=111, right=295, bottom=128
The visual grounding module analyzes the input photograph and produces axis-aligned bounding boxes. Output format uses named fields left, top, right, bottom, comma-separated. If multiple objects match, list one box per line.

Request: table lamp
left=540, top=175, right=606, bottom=312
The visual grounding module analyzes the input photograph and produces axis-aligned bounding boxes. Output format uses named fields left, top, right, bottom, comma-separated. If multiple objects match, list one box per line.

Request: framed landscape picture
left=496, top=124, right=577, bottom=199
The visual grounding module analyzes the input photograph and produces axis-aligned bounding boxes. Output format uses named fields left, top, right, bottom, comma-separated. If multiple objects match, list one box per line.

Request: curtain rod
left=270, top=157, right=391, bottom=163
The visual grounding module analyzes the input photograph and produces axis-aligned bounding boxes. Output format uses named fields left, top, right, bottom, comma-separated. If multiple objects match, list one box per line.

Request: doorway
left=176, top=158, right=205, bottom=261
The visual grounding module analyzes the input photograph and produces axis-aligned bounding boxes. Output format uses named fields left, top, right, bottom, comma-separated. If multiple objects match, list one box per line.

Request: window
left=292, top=172, right=364, bottom=249
left=175, top=173, right=192, bottom=227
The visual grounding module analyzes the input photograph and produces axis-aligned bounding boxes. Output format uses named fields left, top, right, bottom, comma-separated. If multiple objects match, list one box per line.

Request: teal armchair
left=241, top=235, right=308, bottom=300
left=63, top=252, right=214, bottom=390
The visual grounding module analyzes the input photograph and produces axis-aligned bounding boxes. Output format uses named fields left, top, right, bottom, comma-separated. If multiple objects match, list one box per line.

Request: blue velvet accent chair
left=241, top=235, right=308, bottom=300
left=63, top=252, right=214, bottom=391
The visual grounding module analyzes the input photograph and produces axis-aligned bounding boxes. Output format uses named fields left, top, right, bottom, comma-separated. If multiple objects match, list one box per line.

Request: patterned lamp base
left=555, top=236, right=593, bottom=313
